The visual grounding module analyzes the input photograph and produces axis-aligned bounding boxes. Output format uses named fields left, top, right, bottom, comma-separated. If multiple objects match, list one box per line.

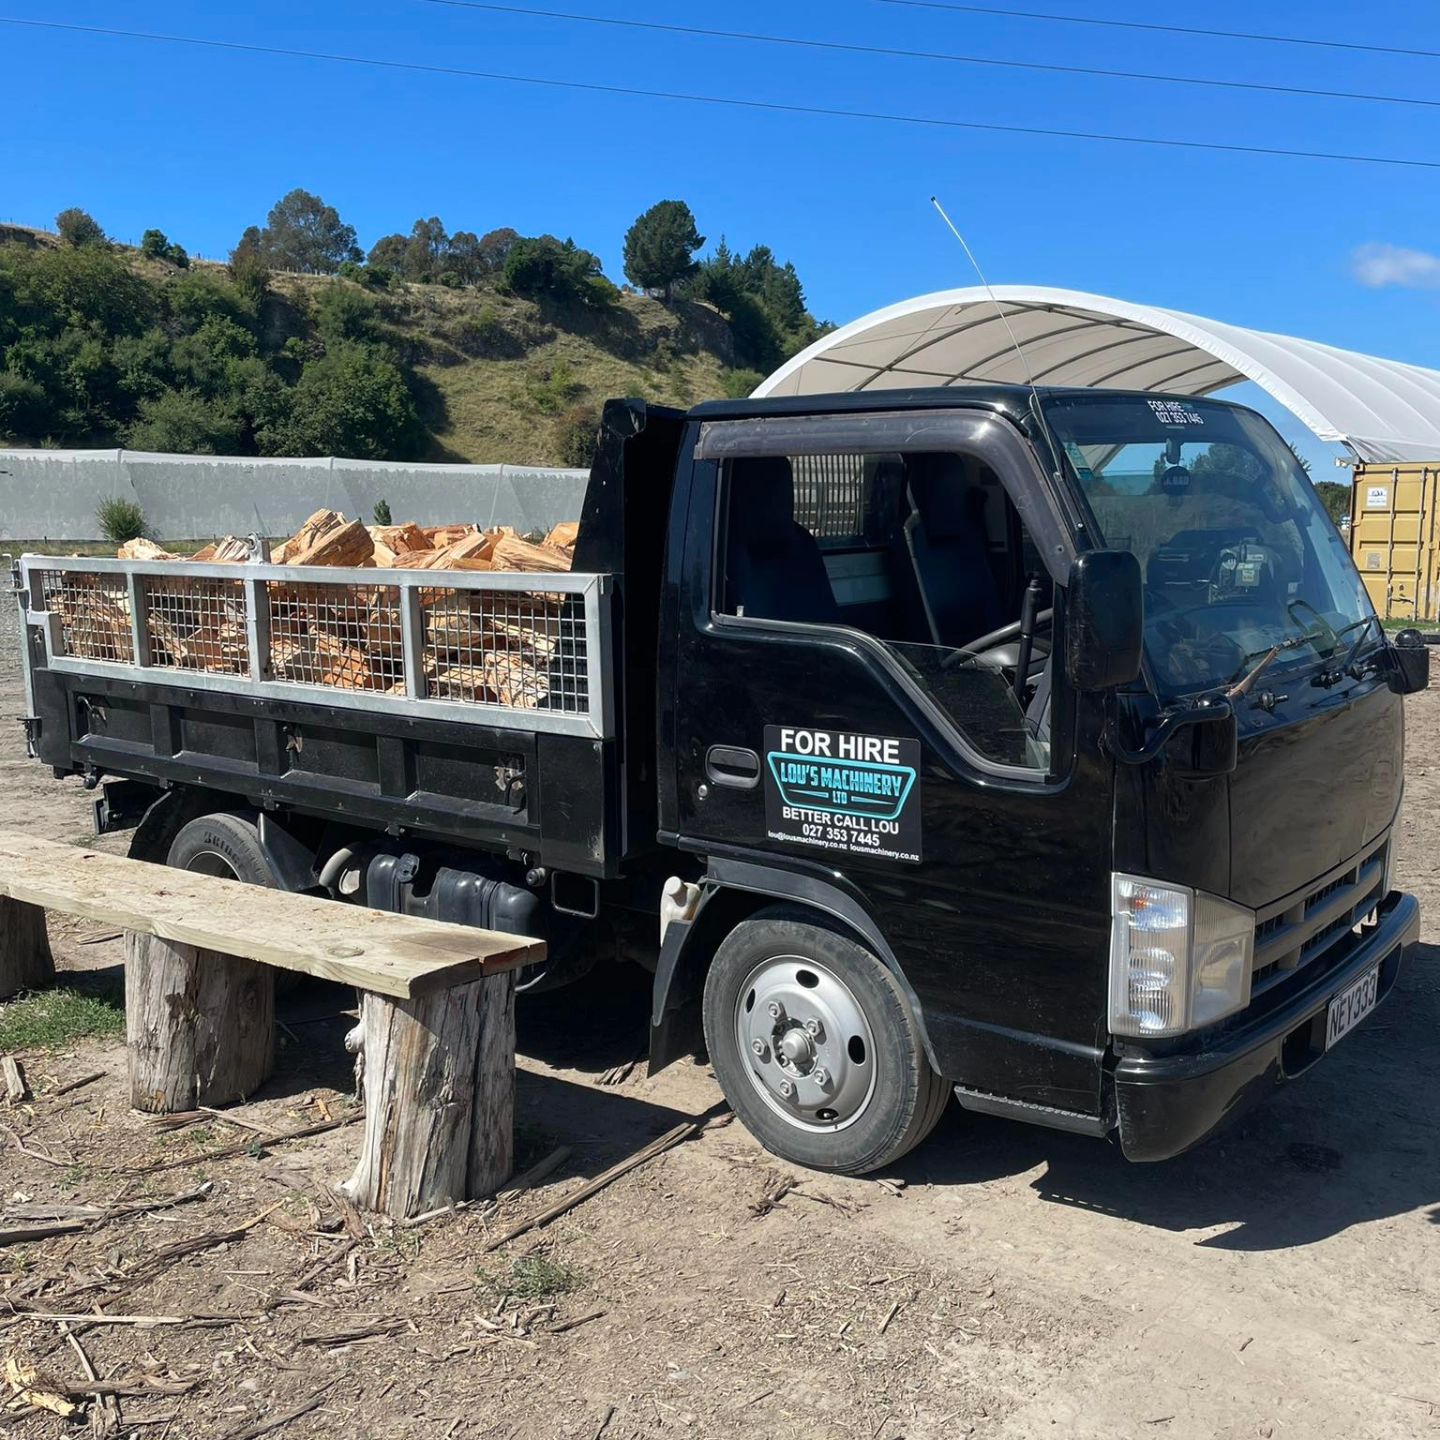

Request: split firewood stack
left=96, top=512, right=583, bottom=708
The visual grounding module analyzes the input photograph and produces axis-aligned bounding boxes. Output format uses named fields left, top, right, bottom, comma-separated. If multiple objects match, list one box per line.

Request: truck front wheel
left=702, top=912, right=949, bottom=1175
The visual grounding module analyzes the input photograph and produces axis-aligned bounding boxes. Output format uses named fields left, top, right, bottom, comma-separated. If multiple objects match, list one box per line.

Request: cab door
left=663, top=408, right=1116, bottom=1117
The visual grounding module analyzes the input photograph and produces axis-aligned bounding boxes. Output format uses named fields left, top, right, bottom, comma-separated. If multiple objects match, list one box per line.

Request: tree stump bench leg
left=340, top=969, right=516, bottom=1218
left=125, top=933, right=275, bottom=1113
left=0, top=896, right=55, bottom=1000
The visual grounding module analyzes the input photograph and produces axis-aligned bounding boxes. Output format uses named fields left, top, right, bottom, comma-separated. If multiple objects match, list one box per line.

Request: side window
left=717, top=450, right=1055, bottom=773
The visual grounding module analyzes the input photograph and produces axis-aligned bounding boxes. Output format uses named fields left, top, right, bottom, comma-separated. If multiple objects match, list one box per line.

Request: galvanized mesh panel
left=35, top=569, right=135, bottom=663
left=267, top=580, right=405, bottom=693
left=791, top=453, right=870, bottom=546
left=144, top=576, right=250, bottom=675
left=422, top=589, right=588, bottom=712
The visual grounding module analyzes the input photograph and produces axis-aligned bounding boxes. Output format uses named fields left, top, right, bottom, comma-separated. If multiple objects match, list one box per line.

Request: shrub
left=720, top=367, right=764, bottom=399
left=554, top=403, right=600, bottom=468
left=227, top=242, right=271, bottom=307
left=124, top=389, right=245, bottom=455
left=455, top=305, right=510, bottom=356
left=525, top=360, right=582, bottom=416
left=373, top=498, right=393, bottom=525
left=95, top=496, right=146, bottom=542
left=503, top=236, right=616, bottom=310
left=0, top=372, right=53, bottom=441
left=258, top=342, right=424, bottom=460
left=141, top=228, right=189, bottom=267
left=55, top=207, right=107, bottom=249
left=313, top=282, right=380, bottom=344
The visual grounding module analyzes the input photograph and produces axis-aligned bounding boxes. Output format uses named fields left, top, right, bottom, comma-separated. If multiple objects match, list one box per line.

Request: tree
left=502, top=236, right=616, bottom=309
left=125, top=389, right=245, bottom=454
left=141, top=228, right=189, bottom=267
left=403, top=217, right=450, bottom=282
left=1314, top=480, right=1351, bottom=528
left=55, top=208, right=107, bottom=249
left=258, top=343, right=423, bottom=459
left=447, top=231, right=486, bottom=285
left=688, top=236, right=823, bottom=371
left=0, top=372, right=53, bottom=442
left=228, top=230, right=271, bottom=305
left=623, top=200, right=704, bottom=300
left=477, top=227, right=520, bottom=274
left=255, top=189, right=361, bottom=274
left=368, top=233, right=409, bottom=273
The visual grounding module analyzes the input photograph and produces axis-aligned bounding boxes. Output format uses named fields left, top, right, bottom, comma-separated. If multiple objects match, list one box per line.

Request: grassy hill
left=0, top=225, right=752, bottom=466
left=333, top=278, right=738, bottom=464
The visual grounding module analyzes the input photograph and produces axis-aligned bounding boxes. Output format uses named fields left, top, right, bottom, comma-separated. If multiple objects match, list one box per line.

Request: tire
left=166, top=812, right=277, bottom=886
left=702, top=910, right=949, bottom=1175
left=166, top=812, right=299, bottom=994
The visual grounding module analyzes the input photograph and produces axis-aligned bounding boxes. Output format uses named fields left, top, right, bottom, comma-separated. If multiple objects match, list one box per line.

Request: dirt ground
left=0, top=602, right=1437, bottom=1440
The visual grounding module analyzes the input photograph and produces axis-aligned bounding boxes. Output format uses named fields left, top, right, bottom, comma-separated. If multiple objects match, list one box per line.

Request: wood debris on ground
left=80, top=512, right=585, bottom=706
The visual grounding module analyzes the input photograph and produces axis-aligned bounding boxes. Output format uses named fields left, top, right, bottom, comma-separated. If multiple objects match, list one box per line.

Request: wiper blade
left=1315, top=614, right=1384, bottom=685
left=1225, top=645, right=1281, bottom=700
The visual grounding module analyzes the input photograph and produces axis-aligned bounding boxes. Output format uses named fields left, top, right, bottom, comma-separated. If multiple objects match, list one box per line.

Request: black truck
left=14, top=385, right=1428, bottom=1174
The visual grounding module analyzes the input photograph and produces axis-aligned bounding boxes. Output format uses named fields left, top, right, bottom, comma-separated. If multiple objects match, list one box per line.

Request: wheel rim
left=733, top=954, right=877, bottom=1133
left=183, top=850, right=242, bottom=880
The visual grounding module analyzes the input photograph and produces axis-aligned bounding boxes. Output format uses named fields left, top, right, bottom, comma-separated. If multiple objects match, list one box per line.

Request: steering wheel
left=940, top=608, right=1055, bottom=670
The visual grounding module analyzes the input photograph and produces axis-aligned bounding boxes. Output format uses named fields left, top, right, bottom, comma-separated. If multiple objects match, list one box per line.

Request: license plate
left=1326, top=965, right=1380, bottom=1050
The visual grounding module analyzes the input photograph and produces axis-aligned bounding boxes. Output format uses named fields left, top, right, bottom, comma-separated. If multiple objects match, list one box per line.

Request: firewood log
left=490, top=536, right=572, bottom=573
left=117, top=537, right=180, bottom=561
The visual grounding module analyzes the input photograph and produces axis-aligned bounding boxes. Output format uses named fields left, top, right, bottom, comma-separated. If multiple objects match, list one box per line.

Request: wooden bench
left=0, top=832, right=544, bottom=1218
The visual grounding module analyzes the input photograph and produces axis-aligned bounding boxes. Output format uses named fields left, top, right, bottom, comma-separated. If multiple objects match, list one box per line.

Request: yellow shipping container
left=1348, top=461, right=1440, bottom=623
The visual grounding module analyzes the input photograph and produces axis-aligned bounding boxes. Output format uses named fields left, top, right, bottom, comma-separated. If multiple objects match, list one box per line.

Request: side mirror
left=1389, top=629, right=1431, bottom=695
left=1067, top=550, right=1144, bottom=691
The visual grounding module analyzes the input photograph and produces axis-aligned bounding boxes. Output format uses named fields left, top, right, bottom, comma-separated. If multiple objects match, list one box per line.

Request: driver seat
left=900, top=454, right=1005, bottom=648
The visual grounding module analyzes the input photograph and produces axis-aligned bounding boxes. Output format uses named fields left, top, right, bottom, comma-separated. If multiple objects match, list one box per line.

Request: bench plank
left=0, top=833, right=544, bottom=1000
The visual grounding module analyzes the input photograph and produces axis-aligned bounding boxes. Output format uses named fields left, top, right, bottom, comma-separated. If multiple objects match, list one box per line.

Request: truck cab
left=636, top=384, right=1426, bottom=1171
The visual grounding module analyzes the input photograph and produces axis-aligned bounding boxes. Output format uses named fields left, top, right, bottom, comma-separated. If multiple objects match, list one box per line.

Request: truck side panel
left=29, top=659, right=616, bottom=875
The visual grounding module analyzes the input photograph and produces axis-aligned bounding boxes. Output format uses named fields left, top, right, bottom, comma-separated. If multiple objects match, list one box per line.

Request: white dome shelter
left=755, top=286, right=1440, bottom=465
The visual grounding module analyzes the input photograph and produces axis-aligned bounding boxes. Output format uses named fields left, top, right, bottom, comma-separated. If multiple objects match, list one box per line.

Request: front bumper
left=1113, top=891, right=1421, bottom=1162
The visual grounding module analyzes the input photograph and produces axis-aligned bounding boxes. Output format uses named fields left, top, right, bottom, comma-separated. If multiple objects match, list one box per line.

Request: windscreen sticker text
left=763, top=726, right=922, bottom=864
left=1147, top=399, right=1205, bottom=427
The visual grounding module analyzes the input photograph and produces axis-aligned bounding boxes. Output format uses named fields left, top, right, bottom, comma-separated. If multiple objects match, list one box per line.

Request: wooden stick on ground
left=0, top=1120, right=72, bottom=1168
left=48, top=1071, right=105, bottom=1098
left=128, top=1110, right=364, bottom=1175
left=220, top=1380, right=338, bottom=1440
left=57, top=1320, right=120, bottom=1437
left=0, top=1182, right=213, bottom=1245
left=494, top=1145, right=572, bottom=1202
left=483, top=1121, right=703, bottom=1252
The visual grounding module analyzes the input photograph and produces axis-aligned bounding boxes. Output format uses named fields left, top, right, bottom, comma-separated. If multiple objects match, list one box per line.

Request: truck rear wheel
left=166, top=813, right=298, bottom=994
left=702, top=912, right=949, bottom=1175
left=166, top=812, right=276, bottom=887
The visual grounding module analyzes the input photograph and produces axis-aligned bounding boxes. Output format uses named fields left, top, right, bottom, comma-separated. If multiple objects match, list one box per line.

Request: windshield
left=1043, top=394, right=1376, bottom=700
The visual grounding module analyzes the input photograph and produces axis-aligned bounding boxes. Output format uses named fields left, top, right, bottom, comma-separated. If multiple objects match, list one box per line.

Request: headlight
left=1109, top=874, right=1254, bottom=1038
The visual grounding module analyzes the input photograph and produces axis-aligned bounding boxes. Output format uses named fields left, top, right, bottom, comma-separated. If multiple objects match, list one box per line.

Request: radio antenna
left=929, top=195, right=1065, bottom=477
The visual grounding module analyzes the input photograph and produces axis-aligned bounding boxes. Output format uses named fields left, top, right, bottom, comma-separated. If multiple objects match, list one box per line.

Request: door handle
left=705, top=745, right=761, bottom=789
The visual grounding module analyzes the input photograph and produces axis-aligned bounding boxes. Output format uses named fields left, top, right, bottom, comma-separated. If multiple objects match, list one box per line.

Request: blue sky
left=3, top=0, right=1438, bottom=473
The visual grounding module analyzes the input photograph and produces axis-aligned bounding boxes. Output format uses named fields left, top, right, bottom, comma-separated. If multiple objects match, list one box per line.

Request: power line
left=421, top=0, right=1440, bottom=112
left=877, top=0, right=1440, bottom=63
left=4, top=16, right=1440, bottom=172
